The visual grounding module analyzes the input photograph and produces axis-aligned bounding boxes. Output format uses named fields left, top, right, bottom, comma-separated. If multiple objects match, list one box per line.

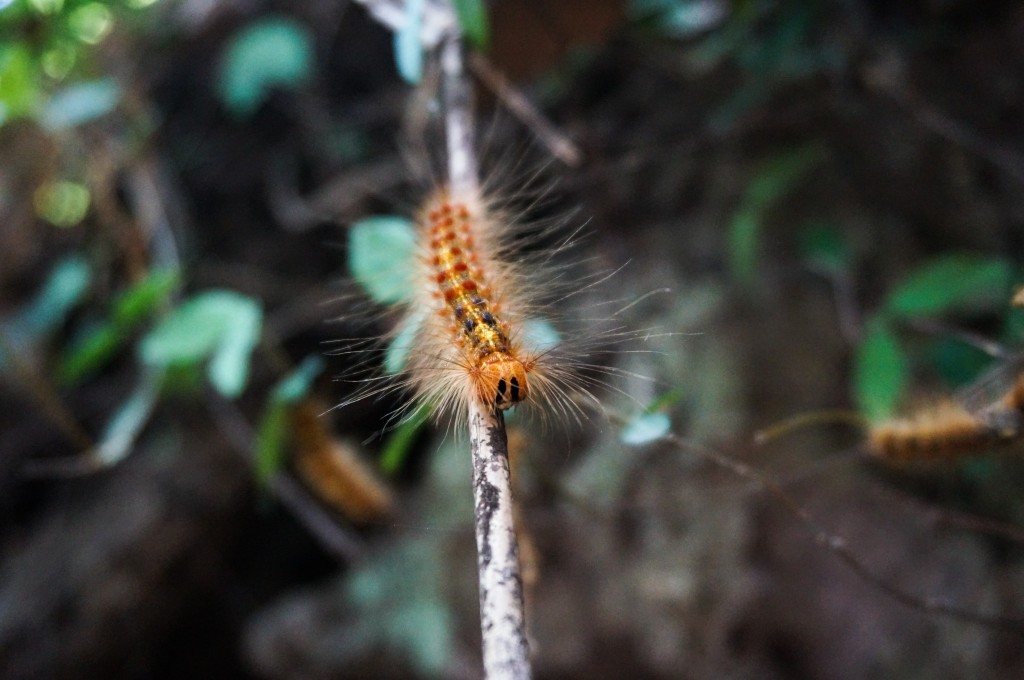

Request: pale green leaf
left=620, top=411, right=671, bottom=446
left=40, top=78, right=120, bottom=130
left=218, top=18, right=313, bottom=117
left=140, top=290, right=263, bottom=398
left=349, top=216, right=418, bottom=304
left=273, top=354, right=325, bottom=403
left=394, top=0, right=425, bottom=84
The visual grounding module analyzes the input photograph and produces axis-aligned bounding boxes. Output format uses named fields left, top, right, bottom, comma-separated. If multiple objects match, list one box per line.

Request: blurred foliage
left=395, top=0, right=425, bottom=84
left=140, top=290, right=263, bottom=399
left=0, top=255, right=91, bottom=369
left=0, top=0, right=146, bottom=125
left=348, top=215, right=419, bottom=305
left=254, top=355, right=324, bottom=485
left=728, top=144, right=822, bottom=286
left=217, top=17, right=314, bottom=118
left=853, top=255, right=1015, bottom=420
left=452, top=0, right=488, bottom=50
left=58, top=267, right=179, bottom=384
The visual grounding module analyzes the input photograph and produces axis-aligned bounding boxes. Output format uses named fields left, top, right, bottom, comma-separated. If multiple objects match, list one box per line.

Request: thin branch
left=441, top=26, right=532, bottom=679
left=468, top=400, right=532, bottom=678
left=469, top=53, right=582, bottom=167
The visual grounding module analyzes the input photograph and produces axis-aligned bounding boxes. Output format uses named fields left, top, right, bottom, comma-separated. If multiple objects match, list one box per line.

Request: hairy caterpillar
left=338, top=178, right=619, bottom=433
left=867, top=401, right=1009, bottom=462
left=867, top=357, right=1024, bottom=463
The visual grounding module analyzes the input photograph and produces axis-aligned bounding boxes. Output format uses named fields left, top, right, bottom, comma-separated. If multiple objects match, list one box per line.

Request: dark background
left=2, top=1, right=1024, bottom=677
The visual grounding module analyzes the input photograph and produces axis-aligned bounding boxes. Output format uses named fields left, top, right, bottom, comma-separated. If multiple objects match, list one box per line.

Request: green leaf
left=140, top=290, right=263, bottom=398
left=349, top=216, right=418, bottom=304
left=112, top=268, right=180, bottom=326
left=394, top=0, right=425, bottom=84
left=854, top=316, right=908, bottom=421
left=799, top=222, right=850, bottom=275
left=453, top=0, right=489, bottom=49
left=727, top=208, right=760, bottom=286
left=218, top=17, right=313, bottom=117
left=57, top=268, right=179, bottom=384
left=57, top=322, right=121, bottom=384
left=40, top=78, right=120, bottom=130
left=729, top=144, right=822, bottom=285
left=884, top=254, right=1012, bottom=318
left=254, top=401, right=289, bottom=485
left=379, top=405, right=431, bottom=475
left=0, top=44, right=40, bottom=122
left=926, top=337, right=992, bottom=390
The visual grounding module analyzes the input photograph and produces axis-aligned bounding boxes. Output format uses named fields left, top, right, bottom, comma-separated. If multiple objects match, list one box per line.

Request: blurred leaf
left=384, top=308, right=425, bottom=375
left=273, top=355, right=325, bottom=403
left=395, top=0, right=425, bottom=84
left=349, top=215, right=418, bottom=304
left=727, top=208, right=760, bottom=286
left=218, top=17, right=313, bottom=117
left=926, top=337, right=992, bottom=390
left=58, top=323, right=121, bottom=384
left=68, top=3, right=114, bottom=45
left=799, top=222, right=851, bottom=276
left=140, top=290, right=263, bottom=398
left=729, top=144, right=822, bottom=285
left=17, top=255, right=91, bottom=337
left=254, top=356, right=323, bottom=484
left=94, top=370, right=162, bottom=466
left=746, top=145, right=823, bottom=207
left=34, top=180, right=91, bottom=227
left=40, top=77, right=120, bottom=130
left=0, top=44, right=40, bottom=122
left=854, top=316, right=908, bottom=421
left=1, top=255, right=91, bottom=370
left=884, top=254, right=1012, bottom=318
left=254, top=401, right=289, bottom=485
left=379, top=405, right=431, bottom=475
left=629, top=0, right=727, bottom=38
left=59, top=268, right=180, bottom=384
left=453, top=0, right=489, bottom=49
left=620, top=411, right=671, bottom=446
left=113, top=268, right=180, bottom=326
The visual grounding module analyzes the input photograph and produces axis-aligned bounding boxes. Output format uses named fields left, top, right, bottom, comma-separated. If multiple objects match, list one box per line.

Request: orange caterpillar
left=421, top=191, right=531, bottom=410
left=867, top=401, right=1008, bottom=463
left=291, top=399, right=394, bottom=523
left=389, top=184, right=585, bottom=425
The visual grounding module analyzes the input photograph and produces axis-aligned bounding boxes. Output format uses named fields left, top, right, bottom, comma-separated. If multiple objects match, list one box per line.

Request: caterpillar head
left=476, top=353, right=529, bottom=411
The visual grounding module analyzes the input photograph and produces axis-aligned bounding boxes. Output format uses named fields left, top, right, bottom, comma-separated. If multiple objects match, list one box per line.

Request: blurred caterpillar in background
left=867, top=358, right=1024, bottom=464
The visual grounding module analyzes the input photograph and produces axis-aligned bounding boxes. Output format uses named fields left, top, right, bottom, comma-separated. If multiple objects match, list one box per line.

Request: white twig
left=352, top=2, right=533, bottom=674
left=468, top=399, right=531, bottom=679
left=441, top=25, right=532, bottom=680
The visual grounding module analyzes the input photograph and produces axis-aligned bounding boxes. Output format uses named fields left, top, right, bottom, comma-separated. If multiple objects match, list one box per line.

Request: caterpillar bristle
left=867, top=401, right=1005, bottom=463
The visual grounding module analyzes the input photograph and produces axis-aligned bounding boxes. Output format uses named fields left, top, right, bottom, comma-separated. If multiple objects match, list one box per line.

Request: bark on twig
left=441, top=29, right=532, bottom=680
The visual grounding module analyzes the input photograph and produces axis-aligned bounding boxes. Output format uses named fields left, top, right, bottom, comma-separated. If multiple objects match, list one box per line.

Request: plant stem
left=442, top=28, right=532, bottom=680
